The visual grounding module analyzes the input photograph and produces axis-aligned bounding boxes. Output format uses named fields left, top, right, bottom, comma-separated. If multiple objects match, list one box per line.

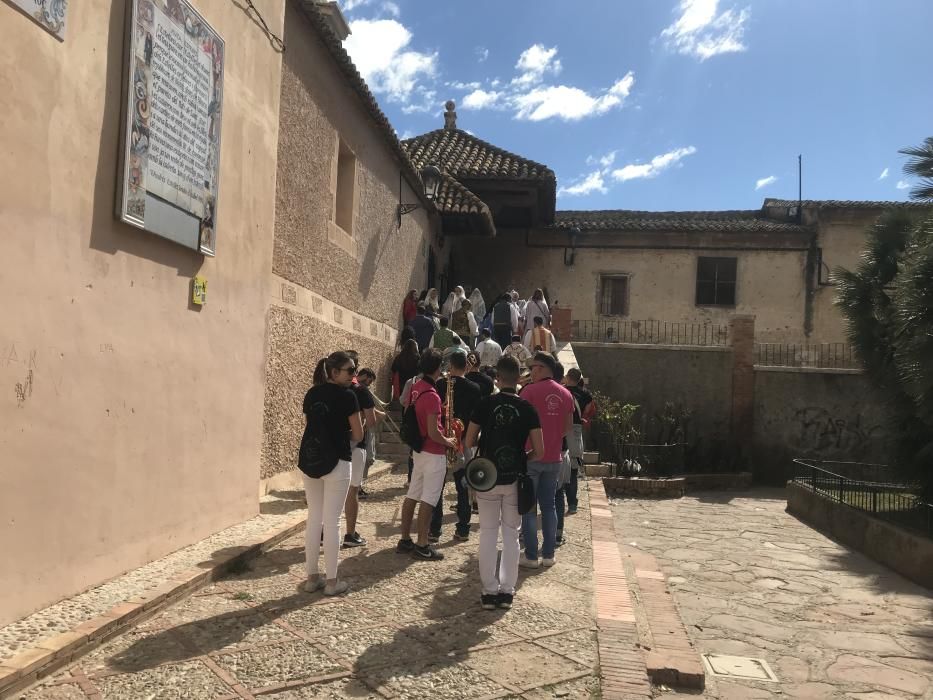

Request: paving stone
left=261, top=677, right=381, bottom=699
left=94, top=659, right=229, bottom=698
left=79, top=627, right=190, bottom=675
left=783, top=681, right=845, bottom=699
left=182, top=611, right=295, bottom=653
left=362, top=656, right=507, bottom=699
left=825, top=654, right=928, bottom=695
left=402, top=611, right=520, bottom=652
left=20, top=681, right=87, bottom=699
left=214, top=639, right=343, bottom=688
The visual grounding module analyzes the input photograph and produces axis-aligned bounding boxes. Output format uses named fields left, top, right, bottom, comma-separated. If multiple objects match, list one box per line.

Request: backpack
left=493, top=301, right=511, bottom=327
left=432, top=327, right=455, bottom=350
left=400, top=391, right=430, bottom=452
left=298, top=401, right=340, bottom=477
left=450, top=308, right=470, bottom=338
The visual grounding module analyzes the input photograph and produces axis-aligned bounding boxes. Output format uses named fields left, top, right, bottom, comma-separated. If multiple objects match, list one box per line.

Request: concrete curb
left=0, top=513, right=308, bottom=699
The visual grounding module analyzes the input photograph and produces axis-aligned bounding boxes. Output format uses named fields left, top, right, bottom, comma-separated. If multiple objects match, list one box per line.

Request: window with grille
left=695, top=257, right=737, bottom=306
left=598, top=275, right=629, bottom=316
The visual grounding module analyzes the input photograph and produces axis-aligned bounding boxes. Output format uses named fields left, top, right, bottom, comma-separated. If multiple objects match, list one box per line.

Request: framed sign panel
left=116, top=0, right=224, bottom=256
left=2, top=0, right=67, bottom=40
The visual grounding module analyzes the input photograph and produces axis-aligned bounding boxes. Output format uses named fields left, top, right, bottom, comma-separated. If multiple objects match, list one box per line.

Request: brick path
left=612, top=489, right=933, bottom=699
left=22, top=467, right=602, bottom=699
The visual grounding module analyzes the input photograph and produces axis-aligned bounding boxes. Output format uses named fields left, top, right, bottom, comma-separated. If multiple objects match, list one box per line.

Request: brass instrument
left=445, top=374, right=465, bottom=466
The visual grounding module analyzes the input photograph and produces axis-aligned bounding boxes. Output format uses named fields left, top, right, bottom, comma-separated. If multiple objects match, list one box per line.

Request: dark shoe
left=343, top=533, right=366, bottom=548
left=471, top=503, right=479, bottom=514
left=497, top=593, right=513, bottom=609
left=481, top=594, right=498, bottom=610
left=358, top=488, right=370, bottom=499
left=396, top=538, right=414, bottom=553
left=453, top=531, right=470, bottom=541
left=427, top=533, right=440, bottom=543
left=566, top=507, right=577, bottom=515
left=555, top=537, right=564, bottom=548
left=412, top=544, right=444, bottom=560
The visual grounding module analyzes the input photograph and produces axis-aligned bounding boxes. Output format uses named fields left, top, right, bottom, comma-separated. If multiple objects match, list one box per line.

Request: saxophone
left=445, top=374, right=465, bottom=467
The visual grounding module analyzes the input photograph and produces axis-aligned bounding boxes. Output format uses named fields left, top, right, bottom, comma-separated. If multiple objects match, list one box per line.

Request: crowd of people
left=297, top=292, right=596, bottom=609
left=395, top=286, right=557, bottom=394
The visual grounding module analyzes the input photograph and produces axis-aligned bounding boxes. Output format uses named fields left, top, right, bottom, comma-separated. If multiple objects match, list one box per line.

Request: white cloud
left=344, top=19, right=437, bottom=103
left=559, top=170, right=608, bottom=197
left=447, top=80, right=482, bottom=91
left=513, top=44, right=562, bottom=87
left=611, top=146, right=697, bottom=182
left=896, top=180, right=910, bottom=190
left=587, top=151, right=618, bottom=168
left=755, top=175, right=777, bottom=190
left=476, top=46, right=489, bottom=62
left=513, top=72, right=635, bottom=121
left=341, top=0, right=372, bottom=11
left=400, top=88, right=437, bottom=114
left=462, top=89, right=503, bottom=110
left=878, top=167, right=889, bottom=180
left=661, top=0, right=750, bottom=60
left=380, top=1, right=400, bottom=17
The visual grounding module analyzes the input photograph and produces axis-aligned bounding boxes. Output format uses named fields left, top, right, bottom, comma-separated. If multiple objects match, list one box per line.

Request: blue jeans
left=521, top=461, right=560, bottom=560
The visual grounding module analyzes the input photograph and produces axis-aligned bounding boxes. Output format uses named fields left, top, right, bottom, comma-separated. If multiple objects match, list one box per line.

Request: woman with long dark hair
left=299, top=351, right=364, bottom=595
left=391, top=338, right=421, bottom=401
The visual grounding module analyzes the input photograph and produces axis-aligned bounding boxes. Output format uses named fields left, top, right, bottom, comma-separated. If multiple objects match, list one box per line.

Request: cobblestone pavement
left=612, top=490, right=933, bottom=700
left=25, top=467, right=600, bottom=699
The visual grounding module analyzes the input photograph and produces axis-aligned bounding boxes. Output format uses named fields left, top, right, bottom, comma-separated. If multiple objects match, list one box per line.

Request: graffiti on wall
left=794, top=406, right=884, bottom=454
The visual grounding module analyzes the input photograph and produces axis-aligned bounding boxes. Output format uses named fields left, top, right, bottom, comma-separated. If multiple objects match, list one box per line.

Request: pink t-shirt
left=410, top=378, right=446, bottom=455
left=520, top=378, right=573, bottom=462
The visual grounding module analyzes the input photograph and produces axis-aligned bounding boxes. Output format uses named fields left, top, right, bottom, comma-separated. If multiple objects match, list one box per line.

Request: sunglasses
left=338, top=365, right=357, bottom=374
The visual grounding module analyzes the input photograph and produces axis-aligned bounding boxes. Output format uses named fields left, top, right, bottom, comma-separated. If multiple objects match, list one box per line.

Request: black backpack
left=298, top=401, right=339, bottom=477
left=399, top=391, right=430, bottom=453
left=493, top=300, right=511, bottom=326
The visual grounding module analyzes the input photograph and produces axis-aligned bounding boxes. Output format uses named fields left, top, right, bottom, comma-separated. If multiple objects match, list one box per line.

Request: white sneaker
left=541, top=558, right=556, bottom=567
left=518, top=555, right=539, bottom=569
left=324, top=580, right=349, bottom=596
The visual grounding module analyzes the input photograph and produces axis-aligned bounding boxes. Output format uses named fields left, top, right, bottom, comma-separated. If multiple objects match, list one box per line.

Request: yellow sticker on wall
left=192, top=276, right=207, bottom=305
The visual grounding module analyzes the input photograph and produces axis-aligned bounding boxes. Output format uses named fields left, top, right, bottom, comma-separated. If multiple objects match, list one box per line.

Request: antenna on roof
left=797, top=154, right=803, bottom=223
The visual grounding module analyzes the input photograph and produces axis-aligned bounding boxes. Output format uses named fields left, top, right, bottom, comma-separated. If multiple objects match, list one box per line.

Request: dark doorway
left=427, top=246, right=436, bottom=290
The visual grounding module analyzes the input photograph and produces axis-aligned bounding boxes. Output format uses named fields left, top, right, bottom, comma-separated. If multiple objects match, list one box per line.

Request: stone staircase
left=376, top=408, right=409, bottom=465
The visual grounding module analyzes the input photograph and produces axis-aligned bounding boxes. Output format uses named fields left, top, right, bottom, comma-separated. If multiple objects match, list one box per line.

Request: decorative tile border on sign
left=272, top=274, right=397, bottom=349
left=588, top=482, right=653, bottom=700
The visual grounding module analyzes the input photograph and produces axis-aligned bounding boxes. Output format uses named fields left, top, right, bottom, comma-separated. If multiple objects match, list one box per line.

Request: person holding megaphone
left=464, top=355, right=544, bottom=611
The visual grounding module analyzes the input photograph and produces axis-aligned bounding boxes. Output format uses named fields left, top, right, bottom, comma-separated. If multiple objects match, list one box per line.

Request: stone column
left=730, top=316, right=755, bottom=447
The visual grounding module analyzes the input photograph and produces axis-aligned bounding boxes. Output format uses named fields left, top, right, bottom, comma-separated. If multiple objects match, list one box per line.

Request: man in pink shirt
left=518, top=352, right=574, bottom=567
left=397, top=349, right=456, bottom=561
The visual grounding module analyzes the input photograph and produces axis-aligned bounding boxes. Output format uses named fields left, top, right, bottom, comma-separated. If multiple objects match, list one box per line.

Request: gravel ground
left=24, top=466, right=600, bottom=699
left=0, top=491, right=305, bottom=664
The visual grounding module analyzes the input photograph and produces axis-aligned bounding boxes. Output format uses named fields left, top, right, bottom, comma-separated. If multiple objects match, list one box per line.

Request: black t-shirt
left=351, top=383, right=375, bottom=448
left=392, top=353, right=420, bottom=388
left=466, top=370, right=494, bottom=397
left=568, top=385, right=592, bottom=425
left=437, top=375, right=481, bottom=424
left=300, top=383, right=359, bottom=469
left=469, top=388, right=541, bottom=485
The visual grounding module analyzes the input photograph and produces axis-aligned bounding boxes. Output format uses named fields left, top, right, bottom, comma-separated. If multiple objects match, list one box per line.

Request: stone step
left=378, top=430, right=403, bottom=444
left=583, top=451, right=600, bottom=464
left=377, top=443, right=410, bottom=459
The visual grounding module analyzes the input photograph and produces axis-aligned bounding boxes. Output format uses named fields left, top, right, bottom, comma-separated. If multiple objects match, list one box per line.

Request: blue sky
left=340, top=0, right=933, bottom=212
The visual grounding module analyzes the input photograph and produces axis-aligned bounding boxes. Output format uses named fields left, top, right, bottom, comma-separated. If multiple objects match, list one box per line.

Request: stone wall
left=572, top=342, right=734, bottom=448
left=752, top=367, right=891, bottom=484
left=787, top=482, right=933, bottom=589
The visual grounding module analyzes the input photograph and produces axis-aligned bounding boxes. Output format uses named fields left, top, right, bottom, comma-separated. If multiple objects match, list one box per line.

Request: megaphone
left=464, top=456, right=498, bottom=492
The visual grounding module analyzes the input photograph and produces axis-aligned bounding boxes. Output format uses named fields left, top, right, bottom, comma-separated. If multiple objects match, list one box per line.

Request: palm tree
left=899, top=137, right=933, bottom=202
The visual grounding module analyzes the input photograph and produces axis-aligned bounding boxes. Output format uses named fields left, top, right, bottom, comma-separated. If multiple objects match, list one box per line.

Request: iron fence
left=756, top=342, right=859, bottom=369
left=572, top=319, right=729, bottom=346
left=792, top=459, right=933, bottom=539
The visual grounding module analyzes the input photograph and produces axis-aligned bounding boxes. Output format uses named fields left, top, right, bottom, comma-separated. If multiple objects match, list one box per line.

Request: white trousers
left=476, top=483, right=521, bottom=595
left=302, top=461, right=351, bottom=580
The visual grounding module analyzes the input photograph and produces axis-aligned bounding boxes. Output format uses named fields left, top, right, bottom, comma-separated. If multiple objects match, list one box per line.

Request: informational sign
left=3, top=0, right=67, bottom=40
left=116, top=0, right=224, bottom=256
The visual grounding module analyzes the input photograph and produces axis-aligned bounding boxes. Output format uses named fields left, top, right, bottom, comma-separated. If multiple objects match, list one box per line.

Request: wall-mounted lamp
left=563, top=226, right=580, bottom=266
left=398, top=165, right=442, bottom=229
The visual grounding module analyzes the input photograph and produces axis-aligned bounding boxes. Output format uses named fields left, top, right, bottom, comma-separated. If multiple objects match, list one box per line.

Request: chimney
left=444, top=100, right=457, bottom=130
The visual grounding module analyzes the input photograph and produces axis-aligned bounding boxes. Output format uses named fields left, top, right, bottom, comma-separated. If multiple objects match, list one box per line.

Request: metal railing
left=756, top=343, right=859, bottom=369
left=792, top=459, right=933, bottom=538
left=572, top=319, right=729, bottom=346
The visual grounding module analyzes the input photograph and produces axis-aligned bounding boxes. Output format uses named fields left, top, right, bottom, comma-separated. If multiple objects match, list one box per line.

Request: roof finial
left=444, top=100, right=457, bottom=130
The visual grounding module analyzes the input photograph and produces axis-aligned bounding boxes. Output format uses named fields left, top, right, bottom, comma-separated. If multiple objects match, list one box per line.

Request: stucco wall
left=261, top=5, right=443, bottom=481
left=752, top=368, right=891, bottom=483
left=0, top=1, right=285, bottom=625
left=274, top=3, right=441, bottom=330
left=571, top=343, right=734, bottom=447
left=457, top=231, right=809, bottom=342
